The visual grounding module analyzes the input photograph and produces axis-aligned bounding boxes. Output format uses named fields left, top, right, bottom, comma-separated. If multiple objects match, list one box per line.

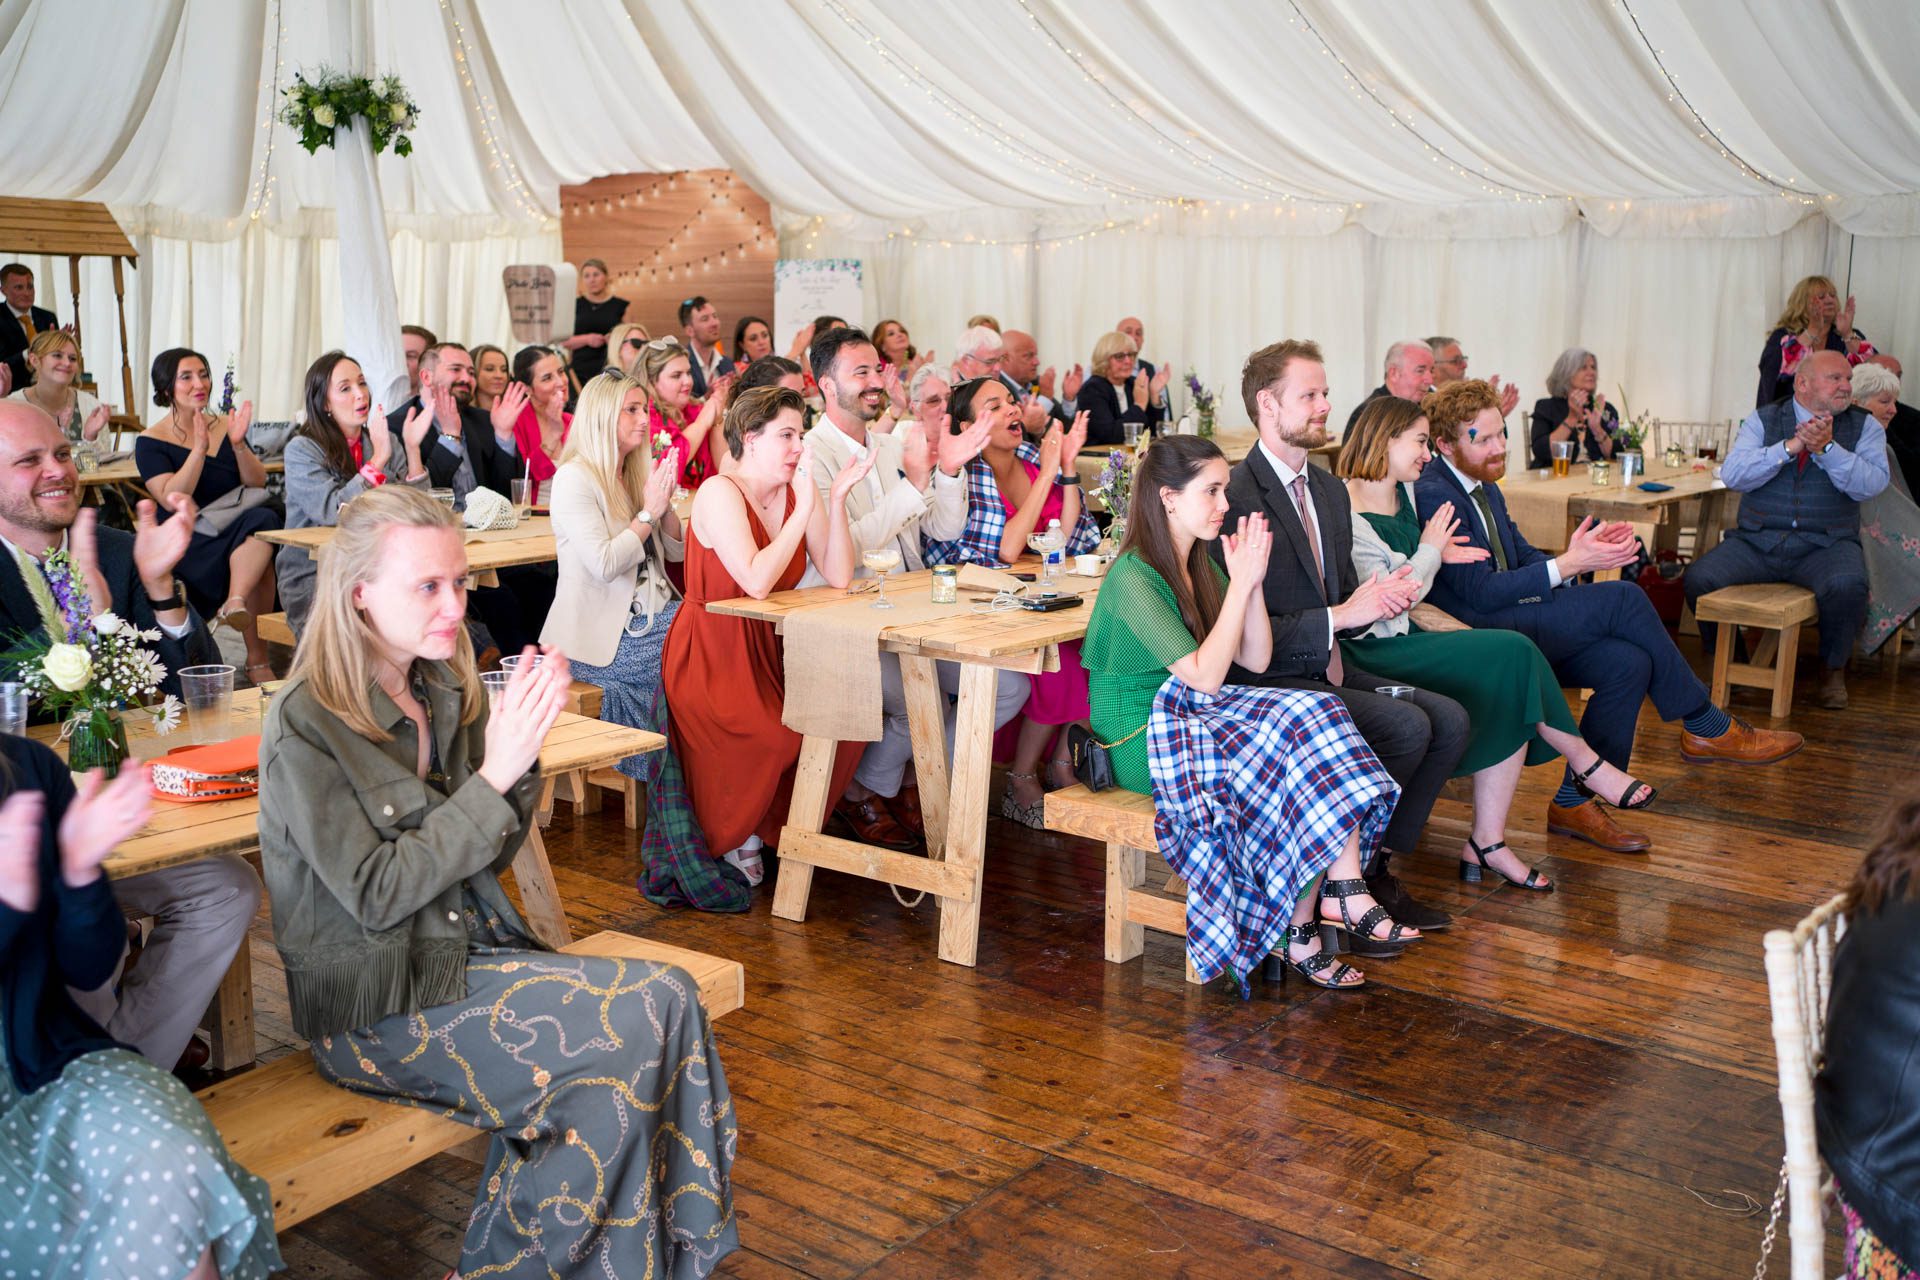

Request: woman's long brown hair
left=1116, top=435, right=1228, bottom=643
left=1844, top=791, right=1920, bottom=914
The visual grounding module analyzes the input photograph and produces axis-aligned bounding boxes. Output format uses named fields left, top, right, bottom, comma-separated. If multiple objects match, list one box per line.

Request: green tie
left=1471, top=485, right=1510, bottom=572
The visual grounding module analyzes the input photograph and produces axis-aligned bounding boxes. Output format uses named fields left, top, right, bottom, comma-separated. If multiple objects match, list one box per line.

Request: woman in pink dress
left=635, top=338, right=733, bottom=491
left=924, top=377, right=1100, bottom=826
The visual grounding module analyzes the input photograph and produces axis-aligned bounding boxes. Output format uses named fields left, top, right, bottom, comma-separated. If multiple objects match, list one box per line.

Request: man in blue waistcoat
left=1685, top=350, right=1890, bottom=709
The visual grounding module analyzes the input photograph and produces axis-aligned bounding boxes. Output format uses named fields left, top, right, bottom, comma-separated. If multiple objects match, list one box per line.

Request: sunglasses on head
left=645, top=336, right=682, bottom=351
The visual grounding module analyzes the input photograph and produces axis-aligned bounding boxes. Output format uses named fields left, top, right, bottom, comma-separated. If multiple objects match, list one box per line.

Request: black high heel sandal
left=1318, top=877, right=1418, bottom=947
left=1459, top=836, right=1553, bottom=891
left=1571, top=756, right=1657, bottom=810
left=1269, top=921, right=1364, bottom=990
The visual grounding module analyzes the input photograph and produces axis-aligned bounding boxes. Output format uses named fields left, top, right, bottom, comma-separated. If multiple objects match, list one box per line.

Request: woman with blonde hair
left=1075, top=329, right=1162, bottom=446
left=607, top=320, right=651, bottom=376
left=1759, top=273, right=1876, bottom=407
left=637, top=336, right=733, bottom=490
left=469, top=342, right=510, bottom=411
left=5, top=329, right=108, bottom=442
left=543, top=373, right=685, bottom=783
left=260, top=485, right=738, bottom=1278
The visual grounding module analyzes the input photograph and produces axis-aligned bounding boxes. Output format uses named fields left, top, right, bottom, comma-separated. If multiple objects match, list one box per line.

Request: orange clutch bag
left=150, top=735, right=261, bottom=803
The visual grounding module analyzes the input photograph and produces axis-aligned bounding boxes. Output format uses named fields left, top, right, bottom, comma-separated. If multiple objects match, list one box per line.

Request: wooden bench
left=1693, top=583, right=1818, bottom=718
left=534, top=681, right=642, bottom=830
left=257, top=611, right=294, bottom=647
left=195, top=930, right=743, bottom=1233
left=1042, top=784, right=1200, bottom=984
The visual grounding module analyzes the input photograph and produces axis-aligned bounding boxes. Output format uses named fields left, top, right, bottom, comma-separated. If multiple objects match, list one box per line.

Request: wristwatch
left=1054, top=473, right=1082, bottom=487
left=637, top=509, right=654, bottom=526
left=1820, top=441, right=1836, bottom=455
left=146, top=580, right=186, bottom=611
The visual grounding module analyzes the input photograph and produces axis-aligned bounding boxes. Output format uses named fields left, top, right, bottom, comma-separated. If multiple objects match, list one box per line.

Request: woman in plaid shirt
left=924, top=377, right=1101, bottom=825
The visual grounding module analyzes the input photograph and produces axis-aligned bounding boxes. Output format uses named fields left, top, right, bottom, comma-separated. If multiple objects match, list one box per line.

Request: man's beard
left=837, top=385, right=882, bottom=423
left=0, top=491, right=73, bottom=535
left=449, top=382, right=474, bottom=407
left=1280, top=416, right=1329, bottom=449
left=1453, top=451, right=1506, bottom=485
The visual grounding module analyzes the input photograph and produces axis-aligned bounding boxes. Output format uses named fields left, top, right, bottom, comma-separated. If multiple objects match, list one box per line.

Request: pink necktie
left=1290, top=475, right=1344, bottom=685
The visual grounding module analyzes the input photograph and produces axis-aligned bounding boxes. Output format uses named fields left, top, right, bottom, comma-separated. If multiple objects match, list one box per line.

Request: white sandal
left=722, top=837, right=766, bottom=887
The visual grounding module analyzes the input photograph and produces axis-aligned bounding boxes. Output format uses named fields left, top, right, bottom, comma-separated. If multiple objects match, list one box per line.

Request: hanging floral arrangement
left=280, top=69, right=419, bottom=157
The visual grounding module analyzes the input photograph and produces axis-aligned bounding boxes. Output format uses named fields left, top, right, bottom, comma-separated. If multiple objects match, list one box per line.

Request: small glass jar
left=930, top=565, right=957, bottom=604
left=1589, top=459, right=1613, bottom=487
left=1663, top=443, right=1687, bottom=469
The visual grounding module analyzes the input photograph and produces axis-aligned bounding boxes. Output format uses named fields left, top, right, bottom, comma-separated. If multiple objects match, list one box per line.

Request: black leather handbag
left=1067, top=723, right=1145, bottom=792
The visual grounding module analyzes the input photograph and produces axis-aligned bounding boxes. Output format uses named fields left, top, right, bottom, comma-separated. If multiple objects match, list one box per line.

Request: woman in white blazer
left=540, top=371, right=684, bottom=781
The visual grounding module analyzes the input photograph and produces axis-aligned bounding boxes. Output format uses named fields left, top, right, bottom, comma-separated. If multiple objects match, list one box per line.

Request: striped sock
left=1683, top=704, right=1733, bottom=739
left=1553, top=770, right=1586, bottom=809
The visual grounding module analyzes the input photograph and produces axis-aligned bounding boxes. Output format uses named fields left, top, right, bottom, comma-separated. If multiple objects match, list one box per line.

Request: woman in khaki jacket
left=540, top=372, right=683, bottom=784
left=257, top=486, right=738, bottom=1279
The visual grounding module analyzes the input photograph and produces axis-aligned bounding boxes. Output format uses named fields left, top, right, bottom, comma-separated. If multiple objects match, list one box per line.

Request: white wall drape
left=791, top=204, right=1897, bottom=437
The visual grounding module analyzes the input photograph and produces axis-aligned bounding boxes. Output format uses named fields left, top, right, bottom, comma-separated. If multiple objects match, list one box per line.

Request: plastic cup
left=481, top=670, right=512, bottom=710
left=498, top=652, right=544, bottom=674
left=510, top=478, right=532, bottom=517
left=179, top=664, right=237, bottom=743
left=0, top=682, right=25, bottom=736
left=1073, top=553, right=1100, bottom=576
left=1379, top=685, right=1416, bottom=699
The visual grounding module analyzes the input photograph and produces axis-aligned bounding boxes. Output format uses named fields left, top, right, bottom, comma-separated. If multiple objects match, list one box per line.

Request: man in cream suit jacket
left=800, top=327, right=1029, bottom=848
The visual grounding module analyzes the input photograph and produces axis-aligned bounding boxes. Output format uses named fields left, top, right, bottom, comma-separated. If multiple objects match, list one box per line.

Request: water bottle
left=1043, top=518, right=1065, bottom=581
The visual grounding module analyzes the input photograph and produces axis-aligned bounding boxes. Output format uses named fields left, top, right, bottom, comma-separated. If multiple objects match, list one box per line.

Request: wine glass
left=1026, top=525, right=1066, bottom=587
left=863, top=547, right=903, bottom=609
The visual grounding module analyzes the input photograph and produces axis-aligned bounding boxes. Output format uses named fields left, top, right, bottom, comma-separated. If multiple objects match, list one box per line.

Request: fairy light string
left=438, top=0, right=547, bottom=222
left=242, top=0, right=285, bottom=223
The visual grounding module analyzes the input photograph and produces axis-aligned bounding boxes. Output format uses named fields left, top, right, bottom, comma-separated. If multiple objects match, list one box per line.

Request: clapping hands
left=1221, top=513, right=1272, bottom=587
left=225, top=400, right=254, bottom=445
left=829, top=439, right=877, bottom=507
left=1333, top=566, right=1421, bottom=630
left=1559, top=516, right=1639, bottom=576
left=0, top=790, right=46, bottom=913
left=490, top=382, right=530, bottom=438
left=937, top=414, right=992, bottom=475
left=1418, top=501, right=1491, bottom=565
left=478, top=647, right=573, bottom=794
left=59, top=765, right=153, bottom=888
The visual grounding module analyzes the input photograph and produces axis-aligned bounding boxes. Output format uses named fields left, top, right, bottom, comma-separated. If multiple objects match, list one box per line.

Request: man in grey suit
left=800, top=327, right=1025, bottom=848
left=1219, top=339, right=1469, bottom=947
left=0, top=400, right=258, bottom=1073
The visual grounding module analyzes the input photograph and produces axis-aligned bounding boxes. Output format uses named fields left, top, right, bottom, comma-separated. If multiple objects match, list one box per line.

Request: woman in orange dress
left=662, top=385, right=873, bottom=887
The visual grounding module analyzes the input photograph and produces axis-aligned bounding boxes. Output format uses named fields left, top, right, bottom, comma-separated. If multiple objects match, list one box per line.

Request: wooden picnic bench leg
left=937, top=662, right=1000, bottom=966
left=202, top=940, right=256, bottom=1071
left=771, top=735, right=837, bottom=923
left=900, top=655, right=951, bottom=858
left=509, top=824, right=572, bottom=949
left=1106, top=843, right=1146, bottom=963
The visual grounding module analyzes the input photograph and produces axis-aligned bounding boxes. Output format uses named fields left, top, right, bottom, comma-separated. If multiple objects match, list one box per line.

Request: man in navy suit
left=679, top=295, right=735, bottom=399
left=1220, top=338, right=1468, bottom=946
left=1413, top=380, right=1802, bottom=853
left=1, top=264, right=61, bottom=393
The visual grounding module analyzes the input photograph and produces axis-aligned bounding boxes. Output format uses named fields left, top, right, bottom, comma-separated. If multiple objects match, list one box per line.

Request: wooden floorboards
left=239, top=636, right=1917, bottom=1278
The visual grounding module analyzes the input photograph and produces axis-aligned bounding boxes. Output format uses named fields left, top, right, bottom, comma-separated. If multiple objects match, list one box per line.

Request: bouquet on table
left=3, top=552, right=181, bottom=775
left=1090, top=448, right=1135, bottom=547
left=1185, top=368, right=1217, bottom=438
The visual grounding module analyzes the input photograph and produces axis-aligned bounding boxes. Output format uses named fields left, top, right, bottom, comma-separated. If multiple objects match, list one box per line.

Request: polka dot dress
left=0, top=1033, right=284, bottom=1280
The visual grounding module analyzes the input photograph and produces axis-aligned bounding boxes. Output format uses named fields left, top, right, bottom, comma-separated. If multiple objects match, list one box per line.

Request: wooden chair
left=1693, top=584, right=1818, bottom=718
left=1042, top=784, right=1200, bottom=984
left=256, top=612, right=295, bottom=648
left=1759, top=893, right=1848, bottom=1280
left=196, top=930, right=743, bottom=1233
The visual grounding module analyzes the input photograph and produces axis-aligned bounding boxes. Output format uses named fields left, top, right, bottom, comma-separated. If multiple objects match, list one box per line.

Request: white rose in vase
left=313, top=104, right=337, bottom=128
left=42, top=642, right=94, bottom=693
left=390, top=101, right=408, bottom=124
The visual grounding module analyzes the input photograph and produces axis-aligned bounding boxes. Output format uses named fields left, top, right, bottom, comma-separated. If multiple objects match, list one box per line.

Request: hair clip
left=1467, top=426, right=1478, bottom=441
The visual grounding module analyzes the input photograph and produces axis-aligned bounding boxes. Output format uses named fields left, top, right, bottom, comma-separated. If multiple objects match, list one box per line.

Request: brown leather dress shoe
left=1679, top=717, right=1804, bottom=765
left=883, top=781, right=924, bottom=837
left=1817, top=668, right=1849, bottom=710
left=1546, top=801, right=1651, bottom=853
left=833, top=796, right=920, bottom=851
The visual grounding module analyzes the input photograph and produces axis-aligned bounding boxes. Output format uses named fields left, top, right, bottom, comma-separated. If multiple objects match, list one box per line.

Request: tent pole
left=112, top=256, right=134, bottom=420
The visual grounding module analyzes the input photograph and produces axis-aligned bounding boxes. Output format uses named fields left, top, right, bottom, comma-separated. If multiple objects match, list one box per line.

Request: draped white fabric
left=0, top=0, right=1916, bottom=419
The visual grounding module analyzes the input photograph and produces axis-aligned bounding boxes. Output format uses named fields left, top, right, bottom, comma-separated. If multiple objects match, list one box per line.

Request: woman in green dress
left=1337, top=397, right=1657, bottom=891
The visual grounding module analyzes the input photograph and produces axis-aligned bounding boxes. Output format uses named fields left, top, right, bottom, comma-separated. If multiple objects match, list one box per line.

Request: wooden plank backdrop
left=224, top=629, right=1913, bottom=1278
left=559, top=170, right=776, bottom=347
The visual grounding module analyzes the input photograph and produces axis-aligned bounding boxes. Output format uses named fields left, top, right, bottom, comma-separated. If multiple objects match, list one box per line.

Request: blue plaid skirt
left=1147, top=677, right=1399, bottom=992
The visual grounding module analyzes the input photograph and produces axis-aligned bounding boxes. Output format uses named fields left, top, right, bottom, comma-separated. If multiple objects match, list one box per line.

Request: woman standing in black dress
left=565, top=258, right=628, bottom=384
left=135, top=347, right=282, bottom=683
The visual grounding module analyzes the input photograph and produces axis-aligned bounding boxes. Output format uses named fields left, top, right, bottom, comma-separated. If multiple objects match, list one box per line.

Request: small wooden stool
left=1693, top=584, right=1818, bottom=718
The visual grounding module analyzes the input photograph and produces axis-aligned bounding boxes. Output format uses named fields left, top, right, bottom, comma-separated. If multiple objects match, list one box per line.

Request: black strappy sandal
left=1318, top=877, right=1419, bottom=947
left=1272, top=921, right=1364, bottom=990
left=1571, top=756, right=1657, bottom=810
left=1460, top=836, right=1554, bottom=891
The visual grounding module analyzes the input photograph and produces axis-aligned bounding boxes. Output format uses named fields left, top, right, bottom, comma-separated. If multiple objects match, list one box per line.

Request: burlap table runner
left=781, top=582, right=970, bottom=742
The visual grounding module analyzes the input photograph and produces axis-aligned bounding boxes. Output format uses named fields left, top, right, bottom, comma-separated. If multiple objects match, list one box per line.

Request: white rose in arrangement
left=91, top=611, right=122, bottom=636
left=42, top=642, right=94, bottom=693
left=313, top=103, right=337, bottom=127
left=390, top=101, right=408, bottom=123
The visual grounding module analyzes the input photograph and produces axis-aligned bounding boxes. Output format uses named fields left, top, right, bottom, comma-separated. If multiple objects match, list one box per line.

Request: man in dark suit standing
left=1, top=264, right=60, bottom=393
left=1414, top=380, right=1802, bottom=853
left=1219, top=338, right=1467, bottom=944
left=0, top=398, right=256, bottom=1074
left=680, top=295, right=735, bottom=399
